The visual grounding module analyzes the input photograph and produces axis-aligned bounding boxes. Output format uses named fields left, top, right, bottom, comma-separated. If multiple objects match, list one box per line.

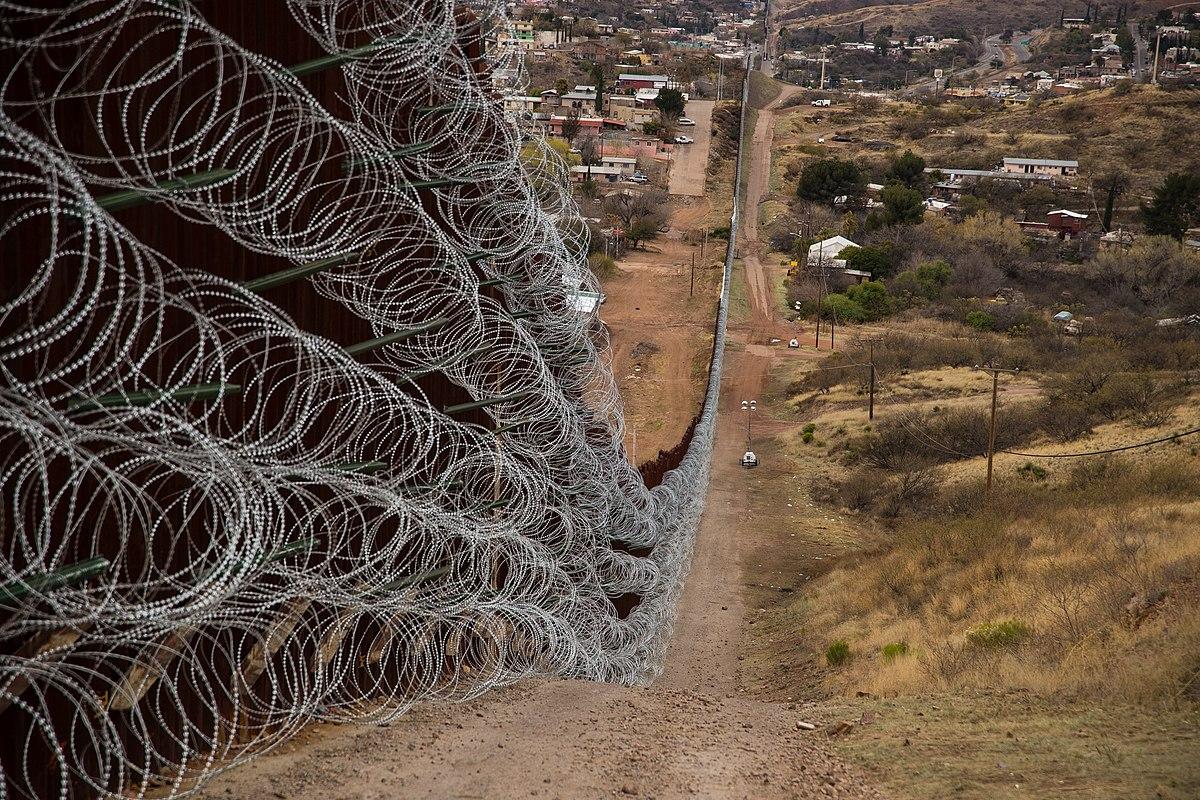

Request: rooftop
left=1003, top=157, right=1080, bottom=168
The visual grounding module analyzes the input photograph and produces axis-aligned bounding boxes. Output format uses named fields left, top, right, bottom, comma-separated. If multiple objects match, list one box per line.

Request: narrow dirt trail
left=202, top=72, right=884, bottom=800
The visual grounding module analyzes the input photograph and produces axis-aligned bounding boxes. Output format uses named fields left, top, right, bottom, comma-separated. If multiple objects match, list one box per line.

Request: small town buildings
left=1001, top=157, right=1079, bottom=178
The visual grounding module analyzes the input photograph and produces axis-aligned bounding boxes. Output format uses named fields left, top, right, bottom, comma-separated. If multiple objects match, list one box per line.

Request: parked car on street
left=673, top=135, right=694, bottom=144
left=678, top=117, right=696, bottom=126
left=629, top=172, right=649, bottom=184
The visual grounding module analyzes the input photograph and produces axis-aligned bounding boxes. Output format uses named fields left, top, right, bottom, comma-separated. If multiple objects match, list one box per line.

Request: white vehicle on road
left=673, top=135, right=694, bottom=144
left=678, top=117, right=696, bottom=126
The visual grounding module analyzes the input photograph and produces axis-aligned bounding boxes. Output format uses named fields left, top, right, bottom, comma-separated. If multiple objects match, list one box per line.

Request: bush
left=965, top=310, right=995, bottom=331
left=965, top=620, right=1031, bottom=649
left=1038, top=397, right=1094, bottom=442
left=881, top=641, right=909, bottom=662
left=1016, top=462, right=1048, bottom=481
left=826, top=639, right=852, bottom=666
left=587, top=252, right=617, bottom=279
left=854, top=405, right=1040, bottom=471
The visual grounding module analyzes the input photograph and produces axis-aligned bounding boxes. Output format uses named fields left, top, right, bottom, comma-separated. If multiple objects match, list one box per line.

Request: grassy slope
left=768, top=85, right=1200, bottom=218
left=741, top=341, right=1200, bottom=797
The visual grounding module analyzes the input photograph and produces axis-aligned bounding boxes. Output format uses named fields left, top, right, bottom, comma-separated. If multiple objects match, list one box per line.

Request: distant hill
left=775, top=0, right=1175, bottom=37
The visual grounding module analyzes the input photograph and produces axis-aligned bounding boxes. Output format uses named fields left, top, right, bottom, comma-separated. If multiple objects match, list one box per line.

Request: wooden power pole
left=975, top=364, right=1020, bottom=506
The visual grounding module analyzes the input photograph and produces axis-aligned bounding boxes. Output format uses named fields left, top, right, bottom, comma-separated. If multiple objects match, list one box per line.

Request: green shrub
left=1016, top=462, right=1048, bottom=481
left=803, top=423, right=817, bottom=434
left=966, top=310, right=995, bottom=331
left=826, top=639, right=852, bottom=666
left=966, top=620, right=1031, bottom=649
left=587, top=252, right=617, bottom=279
left=881, top=641, right=909, bottom=662
left=802, top=431, right=815, bottom=443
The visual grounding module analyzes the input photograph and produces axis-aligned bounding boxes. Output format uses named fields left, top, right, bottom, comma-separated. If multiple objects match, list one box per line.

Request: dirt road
left=203, top=77, right=884, bottom=800
left=668, top=100, right=716, bottom=197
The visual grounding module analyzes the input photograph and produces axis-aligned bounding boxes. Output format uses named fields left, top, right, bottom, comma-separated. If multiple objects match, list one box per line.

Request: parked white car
left=678, top=117, right=696, bottom=126
left=673, top=135, right=694, bottom=144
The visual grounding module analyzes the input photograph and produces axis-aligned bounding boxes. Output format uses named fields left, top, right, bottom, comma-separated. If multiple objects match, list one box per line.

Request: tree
left=604, top=189, right=668, bottom=249
left=1141, top=172, right=1200, bottom=240
left=893, top=259, right=952, bottom=301
left=1093, top=236, right=1200, bottom=305
left=1020, top=184, right=1059, bottom=218
left=560, top=112, right=582, bottom=145
left=654, top=88, right=686, bottom=119
left=578, top=136, right=601, bottom=168
left=1096, top=169, right=1130, bottom=232
left=886, top=149, right=926, bottom=188
left=874, top=33, right=890, bottom=56
left=881, top=184, right=925, bottom=225
left=626, top=217, right=660, bottom=249
left=1115, top=26, right=1135, bottom=60
left=591, top=62, right=605, bottom=114
left=858, top=22, right=865, bottom=42
left=796, top=158, right=866, bottom=207
left=840, top=243, right=896, bottom=277
left=822, top=281, right=892, bottom=322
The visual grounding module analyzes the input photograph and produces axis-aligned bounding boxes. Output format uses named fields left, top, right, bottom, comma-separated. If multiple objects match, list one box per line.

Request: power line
left=1000, top=425, right=1200, bottom=458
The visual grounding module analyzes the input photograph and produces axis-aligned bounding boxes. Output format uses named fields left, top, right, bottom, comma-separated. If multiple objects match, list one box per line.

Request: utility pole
left=813, top=265, right=824, bottom=349
left=814, top=252, right=833, bottom=348
left=741, top=399, right=757, bottom=451
left=690, top=251, right=696, bottom=297
left=867, top=339, right=876, bottom=420
left=975, top=363, right=1020, bottom=506
left=1151, top=27, right=1162, bottom=85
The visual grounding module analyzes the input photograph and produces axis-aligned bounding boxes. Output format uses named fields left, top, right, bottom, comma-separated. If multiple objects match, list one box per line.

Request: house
left=807, top=235, right=859, bottom=268
left=618, top=73, right=671, bottom=90
left=1002, top=157, right=1079, bottom=178
left=925, top=166, right=1053, bottom=185
left=561, top=86, right=599, bottom=110
left=502, top=95, right=542, bottom=116
left=1047, top=209, right=1088, bottom=238
left=600, top=155, right=638, bottom=176
left=607, top=94, right=658, bottom=126
left=546, top=115, right=626, bottom=136
left=569, top=164, right=624, bottom=183
left=924, top=198, right=956, bottom=216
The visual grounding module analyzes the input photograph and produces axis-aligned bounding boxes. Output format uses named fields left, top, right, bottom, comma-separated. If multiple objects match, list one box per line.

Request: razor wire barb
left=0, top=1, right=748, bottom=797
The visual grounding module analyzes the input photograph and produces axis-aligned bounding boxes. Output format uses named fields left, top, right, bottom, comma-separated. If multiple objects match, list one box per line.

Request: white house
left=807, top=235, right=859, bottom=268
left=600, top=155, right=638, bottom=176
